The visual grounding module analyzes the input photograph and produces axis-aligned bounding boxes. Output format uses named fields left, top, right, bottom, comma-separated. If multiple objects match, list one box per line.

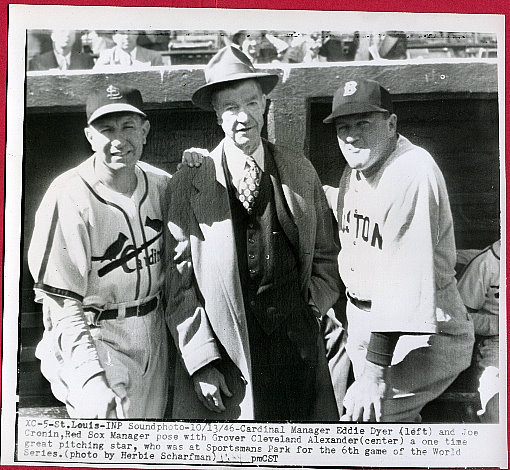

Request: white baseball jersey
left=324, top=135, right=471, bottom=335
left=324, top=134, right=474, bottom=421
left=29, top=157, right=169, bottom=308
left=457, top=240, right=500, bottom=336
left=28, top=156, right=171, bottom=417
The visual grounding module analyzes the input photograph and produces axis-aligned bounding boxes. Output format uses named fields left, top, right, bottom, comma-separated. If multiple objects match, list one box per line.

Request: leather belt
left=347, top=292, right=372, bottom=312
left=85, top=296, right=158, bottom=323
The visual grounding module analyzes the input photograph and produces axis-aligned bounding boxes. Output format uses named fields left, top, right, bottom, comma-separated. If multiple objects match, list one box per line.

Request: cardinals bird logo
left=92, top=233, right=129, bottom=262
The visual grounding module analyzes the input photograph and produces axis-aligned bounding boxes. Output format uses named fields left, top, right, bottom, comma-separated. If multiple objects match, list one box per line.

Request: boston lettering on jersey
left=92, top=216, right=163, bottom=277
left=341, top=209, right=383, bottom=250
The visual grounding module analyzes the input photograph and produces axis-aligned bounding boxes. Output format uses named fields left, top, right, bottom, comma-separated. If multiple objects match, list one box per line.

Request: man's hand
left=341, top=361, right=390, bottom=422
left=177, top=148, right=209, bottom=170
left=77, top=374, right=124, bottom=418
left=192, top=364, right=232, bottom=413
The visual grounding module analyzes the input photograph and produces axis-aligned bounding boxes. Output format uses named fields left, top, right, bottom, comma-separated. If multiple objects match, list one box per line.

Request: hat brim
left=192, top=73, right=279, bottom=111
left=323, top=103, right=390, bottom=124
left=88, top=103, right=146, bottom=125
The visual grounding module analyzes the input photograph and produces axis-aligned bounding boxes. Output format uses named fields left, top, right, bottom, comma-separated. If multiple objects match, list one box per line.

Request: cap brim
left=192, top=73, right=279, bottom=111
left=88, top=103, right=146, bottom=124
left=323, top=103, right=390, bottom=124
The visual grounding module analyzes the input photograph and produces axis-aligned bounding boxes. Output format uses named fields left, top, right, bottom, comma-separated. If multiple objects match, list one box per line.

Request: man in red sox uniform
left=323, top=78, right=474, bottom=422
left=28, top=85, right=170, bottom=418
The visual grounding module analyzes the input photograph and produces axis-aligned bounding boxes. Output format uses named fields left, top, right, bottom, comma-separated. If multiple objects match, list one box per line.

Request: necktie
left=238, top=156, right=261, bottom=214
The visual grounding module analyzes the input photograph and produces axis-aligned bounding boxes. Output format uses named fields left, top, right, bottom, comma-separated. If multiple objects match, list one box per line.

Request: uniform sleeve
left=458, top=255, right=498, bottom=336
left=40, top=294, right=105, bottom=390
left=28, top=182, right=91, bottom=302
left=370, top=162, right=442, bottom=333
left=29, top=183, right=105, bottom=391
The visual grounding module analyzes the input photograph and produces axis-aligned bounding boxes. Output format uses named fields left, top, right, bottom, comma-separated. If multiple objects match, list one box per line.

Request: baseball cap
left=323, top=79, right=393, bottom=124
left=86, top=84, right=146, bottom=125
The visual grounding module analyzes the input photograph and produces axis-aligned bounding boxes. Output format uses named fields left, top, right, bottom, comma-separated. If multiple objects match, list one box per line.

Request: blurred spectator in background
left=227, top=30, right=279, bottom=64
left=241, top=36, right=259, bottom=63
left=355, top=31, right=408, bottom=60
left=137, top=31, right=172, bottom=51
left=94, top=30, right=163, bottom=69
left=27, top=31, right=44, bottom=63
left=28, top=29, right=94, bottom=71
left=379, top=31, right=408, bottom=59
left=82, top=30, right=115, bottom=55
left=457, top=240, right=501, bottom=423
left=318, top=32, right=359, bottom=62
left=280, top=33, right=321, bottom=63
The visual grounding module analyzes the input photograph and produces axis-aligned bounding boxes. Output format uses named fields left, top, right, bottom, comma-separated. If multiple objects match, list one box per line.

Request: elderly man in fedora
left=165, top=46, right=341, bottom=420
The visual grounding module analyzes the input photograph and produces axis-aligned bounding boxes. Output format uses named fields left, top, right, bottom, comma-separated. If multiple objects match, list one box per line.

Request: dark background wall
left=20, top=62, right=500, bottom=406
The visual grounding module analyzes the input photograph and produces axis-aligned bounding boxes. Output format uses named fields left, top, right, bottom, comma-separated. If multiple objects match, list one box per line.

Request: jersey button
left=350, top=267, right=354, bottom=272
left=249, top=254, right=255, bottom=259
left=353, top=241, right=356, bottom=245
left=248, top=238, right=255, bottom=244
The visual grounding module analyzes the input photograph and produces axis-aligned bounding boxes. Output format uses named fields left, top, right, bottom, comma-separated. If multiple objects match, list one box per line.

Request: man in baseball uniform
left=28, top=84, right=170, bottom=418
left=322, top=78, right=474, bottom=422
left=457, top=239, right=501, bottom=422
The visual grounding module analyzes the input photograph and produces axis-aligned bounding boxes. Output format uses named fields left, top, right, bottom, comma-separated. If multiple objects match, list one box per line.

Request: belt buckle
left=86, top=307, right=103, bottom=327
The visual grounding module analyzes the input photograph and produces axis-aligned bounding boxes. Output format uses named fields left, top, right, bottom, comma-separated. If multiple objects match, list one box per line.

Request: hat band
left=205, top=62, right=256, bottom=84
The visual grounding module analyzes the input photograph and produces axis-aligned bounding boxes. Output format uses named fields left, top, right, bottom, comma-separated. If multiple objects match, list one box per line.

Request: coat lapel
left=264, top=144, right=300, bottom=253
left=190, top=140, right=251, bottom=378
left=266, top=141, right=314, bottom=248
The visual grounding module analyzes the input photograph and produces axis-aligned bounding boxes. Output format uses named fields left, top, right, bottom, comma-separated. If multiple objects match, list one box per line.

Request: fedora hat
left=192, top=46, right=279, bottom=110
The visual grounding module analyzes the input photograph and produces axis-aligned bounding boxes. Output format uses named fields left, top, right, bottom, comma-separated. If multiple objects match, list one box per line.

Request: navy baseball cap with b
left=323, top=78, right=393, bottom=124
left=86, top=84, right=146, bottom=124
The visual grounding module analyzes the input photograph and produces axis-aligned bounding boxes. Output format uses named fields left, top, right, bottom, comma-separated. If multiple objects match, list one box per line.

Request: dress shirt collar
left=53, top=48, right=71, bottom=70
left=224, top=138, right=264, bottom=187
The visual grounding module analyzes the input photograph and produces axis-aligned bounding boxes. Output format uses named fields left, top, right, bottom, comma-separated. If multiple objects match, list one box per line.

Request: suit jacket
left=93, top=46, right=163, bottom=68
left=165, top=139, right=340, bottom=419
left=28, top=50, right=94, bottom=71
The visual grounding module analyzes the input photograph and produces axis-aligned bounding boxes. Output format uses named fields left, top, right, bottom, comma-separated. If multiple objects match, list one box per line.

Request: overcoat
left=166, top=139, right=340, bottom=419
left=28, top=50, right=94, bottom=71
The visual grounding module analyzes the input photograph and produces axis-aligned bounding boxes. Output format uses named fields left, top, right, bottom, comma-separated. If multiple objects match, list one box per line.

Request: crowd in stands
left=27, top=29, right=497, bottom=72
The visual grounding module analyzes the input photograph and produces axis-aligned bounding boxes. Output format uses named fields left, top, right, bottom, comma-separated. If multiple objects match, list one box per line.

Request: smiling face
left=84, top=112, right=150, bottom=172
left=212, top=79, right=266, bottom=155
left=335, top=112, right=397, bottom=172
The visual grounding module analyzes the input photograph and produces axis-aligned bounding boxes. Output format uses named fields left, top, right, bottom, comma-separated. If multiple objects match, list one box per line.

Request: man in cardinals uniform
left=28, top=84, right=170, bottom=418
left=322, top=78, right=474, bottom=422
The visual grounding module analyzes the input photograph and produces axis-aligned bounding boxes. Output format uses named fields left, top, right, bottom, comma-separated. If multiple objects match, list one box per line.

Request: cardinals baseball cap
left=86, top=84, right=146, bottom=124
left=323, top=78, right=393, bottom=124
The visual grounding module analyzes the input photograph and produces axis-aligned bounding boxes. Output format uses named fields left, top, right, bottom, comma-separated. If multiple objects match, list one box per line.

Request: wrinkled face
left=51, top=30, right=76, bottom=50
left=112, top=31, right=138, bottom=52
left=335, top=112, right=397, bottom=171
left=212, top=79, right=266, bottom=155
left=85, top=112, right=150, bottom=172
